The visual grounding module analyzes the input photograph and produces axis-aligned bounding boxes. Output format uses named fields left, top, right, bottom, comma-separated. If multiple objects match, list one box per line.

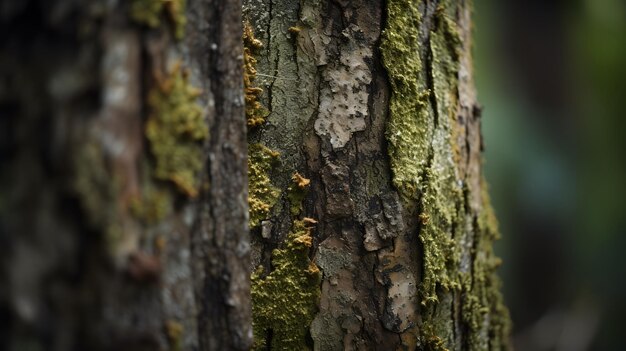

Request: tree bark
left=0, top=0, right=250, bottom=350
left=244, top=0, right=511, bottom=349
left=0, top=0, right=511, bottom=350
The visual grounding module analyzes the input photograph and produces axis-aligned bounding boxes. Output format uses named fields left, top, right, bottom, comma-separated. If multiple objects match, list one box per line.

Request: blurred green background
left=474, top=0, right=626, bottom=349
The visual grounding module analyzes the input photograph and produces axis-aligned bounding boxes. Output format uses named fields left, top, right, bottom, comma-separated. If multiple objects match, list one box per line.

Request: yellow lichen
left=243, top=22, right=268, bottom=128
left=252, top=219, right=321, bottom=350
left=146, top=62, right=207, bottom=197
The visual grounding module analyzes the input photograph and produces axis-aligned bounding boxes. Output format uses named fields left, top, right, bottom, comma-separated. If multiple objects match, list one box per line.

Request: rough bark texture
left=0, top=0, right=251, bottom=350
left=244, top=0, right=511, bottom=349
left=0, top=0, right=510, bottom=350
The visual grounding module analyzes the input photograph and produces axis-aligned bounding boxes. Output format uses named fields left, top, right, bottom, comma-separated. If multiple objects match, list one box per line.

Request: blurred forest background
left=474, top=0, right=626, bottom=349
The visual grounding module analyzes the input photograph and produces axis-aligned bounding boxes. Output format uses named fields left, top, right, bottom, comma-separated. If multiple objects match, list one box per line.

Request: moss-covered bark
left=251, top=219, right=321, bottom=350
left=0, top=0, right=250, bottom=350
left=245, top=0, right=511, bottom=349
left=0, top=0, right=509, bottom=349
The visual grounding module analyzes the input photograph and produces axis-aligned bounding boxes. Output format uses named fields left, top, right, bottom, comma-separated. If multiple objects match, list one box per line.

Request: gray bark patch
left=314, top=24, right=372, bottom=149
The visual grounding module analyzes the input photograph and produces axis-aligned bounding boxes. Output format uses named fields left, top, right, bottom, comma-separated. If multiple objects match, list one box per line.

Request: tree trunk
left=0, top=0, right=511, bottom=350
left=0, top=0, right=250, bottom=350
left=245, top=0, right=511, bottom=349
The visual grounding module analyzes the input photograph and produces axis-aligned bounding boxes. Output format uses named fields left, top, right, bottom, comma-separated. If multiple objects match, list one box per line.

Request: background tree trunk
left=245, top=0, right=511, bottom=349
left=0, top=0, right=250, bottom=350
left=0, top=0, right=511, bottom=350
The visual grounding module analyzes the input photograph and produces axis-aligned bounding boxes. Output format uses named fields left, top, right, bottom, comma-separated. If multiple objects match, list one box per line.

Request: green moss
left=248, top=143, right=280, bottom=228
left=418, top=184, right=463, bottom=307
left=243, top=22, right=269, bottom=128
left=382, top=1, right=511, bottom=349
left=418, top=7, right=465, bottom=307
left=146, top=62, right=207, bottom=198
left=130, top=0, right=187, bottom=39
left=418, top=10, right=471, bottom=346
left=382, top=0, right=463, bottom=308
left=252, top=219, right=321, bottom=350
left=381, top=0, right=432, bottom=202
left=430, top=7, right=463, bottom=155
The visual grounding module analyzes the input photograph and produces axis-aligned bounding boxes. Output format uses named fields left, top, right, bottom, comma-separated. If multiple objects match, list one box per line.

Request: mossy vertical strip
left=461, top=179, right=512, bottom=350
left=418, top=7, right=465, bottom=307
left=382, top=0, right=511, bottom=348
left=243, top=22, right=269, bottom=128
left=382, top=0, right=464, bottom=307
left=430, top=9, right=462, bottom=128
left=145, top=62, right=208, bottom=197
left=381, top=0, right=432, bottom=201
left=251, top=220, right=321, bottom=350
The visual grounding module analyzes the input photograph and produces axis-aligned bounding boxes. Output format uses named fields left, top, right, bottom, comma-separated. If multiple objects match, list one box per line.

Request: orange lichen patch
left=419, top=213, right=430, bottom=225
left=302, top=217, right=318, bottom=226
left=292, top=172, right=311, bottom=188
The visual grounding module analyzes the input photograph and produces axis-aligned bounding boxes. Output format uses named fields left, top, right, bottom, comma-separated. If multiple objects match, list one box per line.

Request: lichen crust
left=145, top=62, right=207, bottom=198
left=252, top=220, right=321, bottom=350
